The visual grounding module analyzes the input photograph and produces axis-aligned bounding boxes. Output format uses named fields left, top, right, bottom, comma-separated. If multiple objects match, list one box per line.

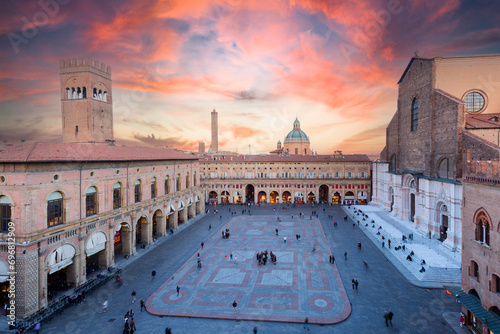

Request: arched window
left=93, top=88, right=97, bottom=99
left=438, top=158, right=451, bottom=179
left=82, top=87, right=87, bottom=98
left=113, top=182, right=122, bottom=209
left=134, top=180, right=142, bottom=203
left=72, top=87, right=77, bottom=99
left=66, top=88, right=71, bottom=99
left=411, top=98, right=419, bottom=131
left=77, top=87, right=82, bottom=99
left=103, top=91, right=107, bottom=102
left=85, top=186, right=98, bottom=217
left=185, top=173, right=190, bottom=189
left=475, top=211, right=490, bottom=246
left=176, top=174, right=181, bottom=192
left=164, top=175, right=170, bottom=194
left=492, top=274, right=500, bottom=293
left=0, top=195, right=12, bottom=232
left=98, top=89, right=102, bottom=101
left=193, top=172, right=197, bottom=186
left=47, top=191, right=63, bottom=227
left=470, top=260, right=479, bottom=279
left=151, top=177, right=157, bottom=199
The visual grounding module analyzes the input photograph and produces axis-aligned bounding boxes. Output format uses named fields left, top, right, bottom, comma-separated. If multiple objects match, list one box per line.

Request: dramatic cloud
left=1, top=0, right=500, bottom=154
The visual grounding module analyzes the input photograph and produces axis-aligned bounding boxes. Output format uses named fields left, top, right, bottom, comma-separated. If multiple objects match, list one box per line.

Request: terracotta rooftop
left=465, top=113, right=500, bottom=129
left=200, top=154, right=371, bottom=163
left=0, top=142, right=198, bottom=162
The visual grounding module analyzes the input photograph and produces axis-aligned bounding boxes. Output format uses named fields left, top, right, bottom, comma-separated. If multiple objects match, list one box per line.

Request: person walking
left=176, top=286, right=180, bottom=296
left=303, top=317, right=310, bottom=331
left=459, top=314, right=465, bottom=328
left=201, top=242, right=204, bottom=249
left=354, top=280, right=359, bottom=290
left=232, top=300, right=238, bottom=313
left=34, top=322, right=41, bottom=334
left=275, top=228, right=279, bottom=236
left=131, top=290, right=136, bottom=303
left=331, top=255, right=335, bottom=264
left=344, top=251, right=348, bottom=260
left=209, top=224, right=211, bottom=230
left=352, top=279, right=355, bottom=289
left=253, top=326, right=258, bottom=334
left=151, top=270, right=156, bottom=281
left=102, top=300, right=108, bottom=313
left=388, top=239, right=391, bottom=248
left=283, top=236, right=287, bottom=244
left=384, top=311, right=390, bottom=327
left=130, top=317, right=136, bottom=333
left=140, top=299, right=145, bottom=312
left=388, top=310, right=393, bottom=326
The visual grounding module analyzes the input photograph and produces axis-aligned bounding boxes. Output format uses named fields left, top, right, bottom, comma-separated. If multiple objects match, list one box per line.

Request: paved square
left=146, top=215, right=350, bottom=324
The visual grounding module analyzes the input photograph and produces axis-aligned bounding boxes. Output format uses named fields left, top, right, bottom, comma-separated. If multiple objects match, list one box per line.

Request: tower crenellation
left=60, top=57, right=111, bottom=75
left=60, top=57, right=114, bottom=144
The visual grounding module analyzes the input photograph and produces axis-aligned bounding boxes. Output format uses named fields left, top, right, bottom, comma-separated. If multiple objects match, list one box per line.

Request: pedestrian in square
left=352, top=279, right=355, bottom=289
left=140, top=299, right=145, bottom=311
left=209, top=224, right=211, bottom=230
left=34, top=322, right=41, bottom=334
left=232, top=300, right=238, bottom=313
left=131, top=290, right=136, bottom=303
left=354, top=280, right=359, bottom=290
left=304, top=317, right=310, bottom=331
left=388, top=310, right=393, bottom=326
left=176, top=285, right=180, bottom=296
left=276, top=228, right=279, bottom=236
left=384, top=311, right=390, bottom=327
left=344, top=251, right=347, bottom=260
left=201, top=242, right=204, bottom=249
left=284, top=236, right=287, bottom=243
left=331, top=255, right=335, bottom=264
left=151, top=270, right=156, bottom=281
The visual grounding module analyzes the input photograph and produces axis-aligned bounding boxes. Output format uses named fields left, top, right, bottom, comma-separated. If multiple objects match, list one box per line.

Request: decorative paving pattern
left=146, top=215, right=351, bottom=324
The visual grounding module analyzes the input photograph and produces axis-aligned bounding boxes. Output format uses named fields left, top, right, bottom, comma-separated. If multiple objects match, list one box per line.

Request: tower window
left=75, top=126, right=78, bottom=133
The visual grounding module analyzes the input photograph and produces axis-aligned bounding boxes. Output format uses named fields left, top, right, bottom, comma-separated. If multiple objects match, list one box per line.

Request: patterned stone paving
left=146, top=215, right=350, bottom=324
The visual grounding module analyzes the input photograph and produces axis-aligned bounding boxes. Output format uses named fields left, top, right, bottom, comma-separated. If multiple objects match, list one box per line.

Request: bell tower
left=60, top=57, right=114, bottom=144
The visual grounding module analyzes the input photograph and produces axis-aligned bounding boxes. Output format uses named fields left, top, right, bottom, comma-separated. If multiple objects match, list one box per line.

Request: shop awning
left=445, top=286, right=500, bottom=333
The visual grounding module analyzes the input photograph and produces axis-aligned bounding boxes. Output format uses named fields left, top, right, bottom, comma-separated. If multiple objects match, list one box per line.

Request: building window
left=475, top=211, right=490, bottom=246
left=134, top=180, right=142, bottom=203
left=186, top=173, right=190, bottom=189
left=492, top=274, right=500, bottom=293
left=348, top=172, right=351, bottom=178
left=295, top=148, right=298, bottom=155
left=194, top=172, right=197, bottom=186
left=464, top=91, right=485, bottom=113
left=86, top=186, right=98, bottom=217
left=411, top=98, right=418, bottom=131
left=151, top=177, right=157, bottom=198
left=0, top=195, right=12, bottom=232
left=471, top=260, right=479, bottom=279
left=113, top=182, right=122, bottom=209
left=176, top=174, right=181, bottom=192
left=164, top=175, right=170, bottom=194
left=47, top=191, right=63, bottom=227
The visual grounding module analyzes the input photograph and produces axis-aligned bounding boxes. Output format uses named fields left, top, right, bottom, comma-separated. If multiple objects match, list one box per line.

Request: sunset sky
left=1, top=0, right=500, bottom=155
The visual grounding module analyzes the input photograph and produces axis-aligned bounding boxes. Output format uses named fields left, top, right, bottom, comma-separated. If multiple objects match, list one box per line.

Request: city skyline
left=1, top=0, right=500, bottom=154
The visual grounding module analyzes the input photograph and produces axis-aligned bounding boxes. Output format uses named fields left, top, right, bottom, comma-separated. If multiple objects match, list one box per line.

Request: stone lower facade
left=372, top=162, right=462, bottom=252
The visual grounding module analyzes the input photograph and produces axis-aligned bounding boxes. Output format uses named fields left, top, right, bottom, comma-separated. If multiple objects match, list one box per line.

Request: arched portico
left=85, top=231, right=108, bottom=278
left=258, top=191, right=267, bottom=203
left=153, top=209, right=165, bottom=237
left=270, top=191, right=279, bottom=204
left=319, top=185, right=328, bottom=202
left=282, top=191, right=291, bottom=203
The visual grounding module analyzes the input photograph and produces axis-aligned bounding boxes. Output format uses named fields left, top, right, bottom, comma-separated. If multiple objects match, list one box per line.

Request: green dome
left=284, top=129, right=309, bottom=142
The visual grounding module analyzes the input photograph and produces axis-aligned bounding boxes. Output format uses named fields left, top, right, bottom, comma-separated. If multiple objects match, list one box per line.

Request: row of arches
left=208, top=185, right=367, bottom=205
left=65, top=87, right=108, bottom=101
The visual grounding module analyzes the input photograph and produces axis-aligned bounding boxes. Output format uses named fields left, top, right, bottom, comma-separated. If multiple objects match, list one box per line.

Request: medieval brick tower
left=60, top=57, right=114, bottom=143
left=211, top=109, right=218, bottom=152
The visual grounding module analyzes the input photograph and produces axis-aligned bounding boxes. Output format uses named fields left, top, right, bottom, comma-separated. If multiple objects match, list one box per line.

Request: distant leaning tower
left=211, top=109, right=218, bottom=152
left=60, top=57, right=114, bottom=144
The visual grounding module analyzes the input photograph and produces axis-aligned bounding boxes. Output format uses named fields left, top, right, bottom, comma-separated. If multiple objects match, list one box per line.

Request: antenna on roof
left=414, top=49, right=419, bottom=57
